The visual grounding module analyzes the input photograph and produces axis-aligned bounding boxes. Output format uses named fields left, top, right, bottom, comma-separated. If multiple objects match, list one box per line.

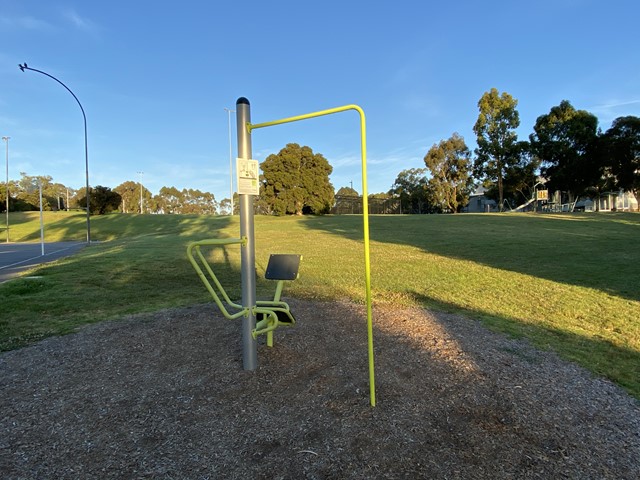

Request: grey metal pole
left=236, top=97, right=257, bottom=370
left=38, top=180, right=44, bottom=256
left=2, top=136, right=9, bottom=243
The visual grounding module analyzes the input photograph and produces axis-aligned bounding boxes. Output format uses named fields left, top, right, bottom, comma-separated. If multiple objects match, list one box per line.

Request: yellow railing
left=249, top=104, right=376, bottom=407
left=186, top=238, right=248, bottom=319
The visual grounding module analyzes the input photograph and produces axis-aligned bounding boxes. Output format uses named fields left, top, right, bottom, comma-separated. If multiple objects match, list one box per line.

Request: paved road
left=0, top=242, right=87, bottom=284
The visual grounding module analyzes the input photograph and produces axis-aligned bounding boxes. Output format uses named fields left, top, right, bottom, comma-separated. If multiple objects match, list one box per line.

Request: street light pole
left=137, top=171, right=144, bottom=213
left=2, top=136, right=9, bottom=243
left=19, top=63, right=91, bottom=243
left=224, top=107, right=235, bottom=215
left=38, top=179, right=44, bottom=255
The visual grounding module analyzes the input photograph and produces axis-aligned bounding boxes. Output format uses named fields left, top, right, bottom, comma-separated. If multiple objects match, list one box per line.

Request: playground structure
left=187, top=98, right=376, bottom=406
left=510, top=197, right=536, bottom=212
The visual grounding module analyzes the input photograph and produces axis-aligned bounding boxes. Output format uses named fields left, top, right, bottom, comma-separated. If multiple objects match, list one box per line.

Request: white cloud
left=0, top=115, right=17, bottom=126
left=62, top=8, right=98, bottom=33
left=331, top=154, right=361, bottom=168
left=588, top=99, right=640, bottom=127
left=0, top=9, right=99, bottom=35
left=0, top=15, right=54, bottom=31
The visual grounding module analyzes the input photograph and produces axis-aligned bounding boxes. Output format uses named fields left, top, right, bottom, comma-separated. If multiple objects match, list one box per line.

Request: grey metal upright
left=236, top=97, right=258, bottom=370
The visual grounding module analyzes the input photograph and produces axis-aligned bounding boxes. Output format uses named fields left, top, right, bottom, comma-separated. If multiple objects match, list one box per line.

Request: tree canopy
left=333, top=186, right=361, bottom=214
left=424, top=133, right=474, bottom=213
left=258, top=143, right=334, bottom=215
left=2, top=173, right=73, bottom=212
left=114, top=181, right=153, bottom=213
left=389, top=168, right=430, bottom=214
left=7, top=95, right=639, bottom=216
left=336, top=186, right=359, bottom=197
left=473, top=88, right=522, bottom=210
left=530, top=100, right=600, bottom=199
left=149, top=186, right=218, bottom=214
left=601, top=115, right=640, bottom=208
left=77, top=186, right=122, bottom=215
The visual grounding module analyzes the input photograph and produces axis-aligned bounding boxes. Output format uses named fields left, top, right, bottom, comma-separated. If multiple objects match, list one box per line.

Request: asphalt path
left=0, top=242, right=87, bottom=284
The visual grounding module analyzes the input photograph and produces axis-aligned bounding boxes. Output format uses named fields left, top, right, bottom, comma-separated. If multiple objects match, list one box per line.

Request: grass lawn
left=1, top=210, right=639, bottom=399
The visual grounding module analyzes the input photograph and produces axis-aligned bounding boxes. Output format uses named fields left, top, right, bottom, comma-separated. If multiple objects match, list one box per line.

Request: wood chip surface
left=1, top=299, right=639, bottom=479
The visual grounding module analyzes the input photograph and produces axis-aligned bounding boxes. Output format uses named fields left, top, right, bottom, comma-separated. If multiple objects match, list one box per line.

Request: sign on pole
left=236, top=158, right=260, bottom=196
left=537, top=189, right=549, bottom=201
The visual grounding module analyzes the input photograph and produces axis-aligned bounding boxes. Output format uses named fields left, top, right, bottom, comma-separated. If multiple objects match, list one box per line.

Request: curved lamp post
left=19, top=63, right=91, bottom=243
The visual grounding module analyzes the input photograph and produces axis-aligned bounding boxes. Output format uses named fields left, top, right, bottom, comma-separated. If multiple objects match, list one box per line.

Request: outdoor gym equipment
left=187, top=238, right=300, bottom=347
left=188, top=97, right=376, bottom=406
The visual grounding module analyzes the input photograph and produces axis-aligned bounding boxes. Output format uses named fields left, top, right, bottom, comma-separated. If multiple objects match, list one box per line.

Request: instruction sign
left=536, top=189, right=549, bottom=201
left=236, top=158, right=260, bottom=195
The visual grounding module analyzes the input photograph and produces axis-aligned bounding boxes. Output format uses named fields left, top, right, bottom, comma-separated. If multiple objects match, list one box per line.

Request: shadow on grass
left=15, top=212, right=243, bottom=243
left=0, top=214, right=313, bottom=352
left=3, top=212, right=637, bottom=401
left=2, top=211, right=51, bottom=239
left=301, top=213, right=640, bottom=302
left=0, top=214, right=239, bottom=350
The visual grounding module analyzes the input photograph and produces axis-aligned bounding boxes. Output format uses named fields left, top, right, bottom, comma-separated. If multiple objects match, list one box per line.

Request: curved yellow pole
left=249, top=105, right=376, bottom=406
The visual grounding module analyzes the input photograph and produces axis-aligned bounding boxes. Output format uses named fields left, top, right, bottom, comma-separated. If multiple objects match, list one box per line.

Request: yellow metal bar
left=272, top=280, right=285, bottom=302
left=186, top=237, right=248, bottom=319
left=189, top=237, right=247, bottom=247
left=248, top=105, right=362, bottom=132
left=249, top=105, right=376, bottom=407
left=192, top=247, right=243, bottom=310
left=265, top=280, right=285, bottom=347
left=251, top=306, right=295, bottom=338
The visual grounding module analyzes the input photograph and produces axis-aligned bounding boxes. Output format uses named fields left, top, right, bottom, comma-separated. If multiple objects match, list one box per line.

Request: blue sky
left=1, top=0, right=639, bottom=202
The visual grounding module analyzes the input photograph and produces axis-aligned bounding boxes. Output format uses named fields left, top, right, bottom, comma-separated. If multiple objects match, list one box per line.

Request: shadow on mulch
left=1, top=299, right=639, bottom=479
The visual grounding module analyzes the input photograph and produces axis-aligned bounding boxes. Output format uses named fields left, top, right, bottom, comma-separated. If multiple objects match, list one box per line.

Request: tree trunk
left=497, top=161, right=504, bottom=212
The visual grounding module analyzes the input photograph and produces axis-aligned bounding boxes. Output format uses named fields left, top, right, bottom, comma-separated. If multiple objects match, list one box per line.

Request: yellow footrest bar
left=252, top=306, right=296, bottom=339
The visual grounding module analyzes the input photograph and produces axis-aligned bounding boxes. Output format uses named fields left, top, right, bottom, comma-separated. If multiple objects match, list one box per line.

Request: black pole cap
left=236, top=97, right=250, bottom=106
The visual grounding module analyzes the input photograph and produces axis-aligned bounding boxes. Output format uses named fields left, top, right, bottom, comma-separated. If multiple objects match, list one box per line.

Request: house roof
left=470, top=186, right=489, bottom=197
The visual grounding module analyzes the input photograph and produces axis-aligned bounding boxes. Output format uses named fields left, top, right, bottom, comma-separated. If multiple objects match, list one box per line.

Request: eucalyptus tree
left=14, top=173, right=55, bottom=211
left=473, top=88, right=522, bottom=211
left=114, top=180, right=152, bottom=213
left=424, top=133, right=474, bottom=213
left=156, top=186, right=183, bottom=214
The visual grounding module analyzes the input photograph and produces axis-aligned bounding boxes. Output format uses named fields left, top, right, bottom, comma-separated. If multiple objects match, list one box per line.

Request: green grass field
left=1, top=211, right=639, bottom=399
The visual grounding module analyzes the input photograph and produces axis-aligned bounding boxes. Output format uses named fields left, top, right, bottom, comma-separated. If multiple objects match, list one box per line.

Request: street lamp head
left=18, top=63, right=27, bottom=72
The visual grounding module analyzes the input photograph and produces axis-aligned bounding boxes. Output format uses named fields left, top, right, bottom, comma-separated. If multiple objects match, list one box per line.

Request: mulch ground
left=1, top=299, right=639, bottom=479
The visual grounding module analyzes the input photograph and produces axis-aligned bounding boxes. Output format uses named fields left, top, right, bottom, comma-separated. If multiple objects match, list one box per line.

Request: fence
left=332, top=195, right=401, bottom=215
